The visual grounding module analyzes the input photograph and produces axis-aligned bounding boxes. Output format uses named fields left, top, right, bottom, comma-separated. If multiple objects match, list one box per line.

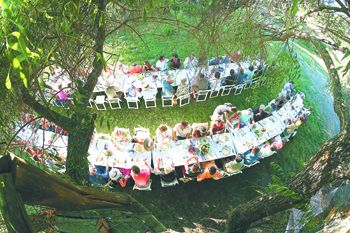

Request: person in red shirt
left=127, top=64, right=142, bottom=74
left=131, top=160, right=152, bottom=188
left=210, top=118, right=226, bottom=135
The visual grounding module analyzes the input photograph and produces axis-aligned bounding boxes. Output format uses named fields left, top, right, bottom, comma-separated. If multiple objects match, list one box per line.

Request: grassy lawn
left=90, top=42, right=339, bottom=231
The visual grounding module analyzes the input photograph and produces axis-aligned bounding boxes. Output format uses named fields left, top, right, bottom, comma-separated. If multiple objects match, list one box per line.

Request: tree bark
left=225, top=126, right=350, bottom=233
left=0, top=172, right=34, bottom=233
left=65, top=112, right=96, bottom=185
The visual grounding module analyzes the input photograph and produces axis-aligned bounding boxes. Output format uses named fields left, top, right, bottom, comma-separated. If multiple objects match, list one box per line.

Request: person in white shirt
left=224, top=155, right=244, bottom=173
left=173, top=121, right=191, bottom=141
left=155, top=124, right=172, bottom=143
left=156, top=55, right=168, bottom=71
left=183, top=53, right=198, bottom=69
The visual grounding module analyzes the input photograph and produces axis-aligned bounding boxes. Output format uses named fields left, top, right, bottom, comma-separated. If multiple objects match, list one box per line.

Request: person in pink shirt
left=131, top=160, right=152, bottom=188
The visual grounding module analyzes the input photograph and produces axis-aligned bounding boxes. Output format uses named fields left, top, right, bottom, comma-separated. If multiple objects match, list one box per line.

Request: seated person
left=260, top=143, right=277, bottom=158
left=222, top=69, right=238, bottom=86
left=208, top=56, right=221, bottom=66
left=131, top=160, right=152, bottom=188
left=220, top=53, right=231, bottom=64
left=156, top=124, right=172, bottom=143
left=192, top=125, right=208, bottom=139
left=197, top=160, right=223, bottom=182
left=244, top=147, right=261, bottom=165
left=141, top=83, right=157, bottom=99
left=156, top=159, right=177, bottom=183
left=184, top=53, right=198, bottom=69
left=173, top=121, right=191, bottom=140
left=183, top=155, right=202, bottom=179
left=127, top=64, right=142, bottom=74
left=229, top=111, right=242, bottom=129
left=299, top=107, right=312, bottom=123
left=283, top=81, right=295, bottom=94
left=133, top=129, right=150, bottom=144
left=275, top=96, right=287, bottom=109
left=209, top=71, right=222, bottom=90
left=143, top=60, right=157, bottom=72
left=169, top=54, right=181, bottom=70
left=224, top=154, right=244, bottom=173
left=236, top=68, right=246, bottom=84
left=279, top=89, right=292, bottom=101
left=212, top=103, right=236, bottom=121
left=156, top=55, right=168, bottom=71
left=244, top=65, right=255, bottom=82
left=240, top=108, right=254, bottom=126
left=270, top=136, right=285, bottom=151
left=284, top=119, right=297, bottom=138
left=210, top=118, right=225, bottom=135
left=253, top=105, right=270, bottom=122
left=174, top=78, right=190, bottom=97
left=191, top=73, right=209, bottom=96
left=126, top=82, right=141, bottom=98
left=162, top=76, right=174, bottom=97
left=107, top=167, right=131, bottom=188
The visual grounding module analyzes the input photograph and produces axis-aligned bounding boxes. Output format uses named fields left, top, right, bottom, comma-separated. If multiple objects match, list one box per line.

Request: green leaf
left=9, top=42, right=20, bottom=52
left=11, top=31, right=20, bottom=38
left=291, top=0, right=299, bottom=18
left=19, top=72, right=28, bottom=88
left=342, top=50, right=350, bottom=60
left=13, top=57, right=20, bottom=68
left=5, top=69, right=11, bottom=89
left=107, top=120, right=111, bottom=130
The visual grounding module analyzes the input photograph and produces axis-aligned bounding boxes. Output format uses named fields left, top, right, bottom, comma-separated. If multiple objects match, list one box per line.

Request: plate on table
left=218, top=134, right=230, bottom=142
left=199, top=137, right=209, bottom=145
left=221, top=145, right=231, bottom=156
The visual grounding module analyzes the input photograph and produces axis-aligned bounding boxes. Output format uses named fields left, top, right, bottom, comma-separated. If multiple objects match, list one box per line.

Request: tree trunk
left=65, top=113, right=96, bottom=185
left=225, top=126, right=350, bottom=233
left=0, top=172, right=34, bottom=233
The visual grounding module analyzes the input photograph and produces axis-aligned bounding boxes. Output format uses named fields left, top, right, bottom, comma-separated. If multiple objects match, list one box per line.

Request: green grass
left=90, top=42, right=341, bottom=231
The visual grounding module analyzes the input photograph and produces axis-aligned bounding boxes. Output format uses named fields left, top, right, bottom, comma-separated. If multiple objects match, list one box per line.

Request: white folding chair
left=107, top=97, right=122, bottom=109
left=221, top=85, right=235, bottom=96
left=94, top=95, right=107, bottom=110
left=261, top=151, right=277, bottom=159
left=125, top=97, right=139, bottom=109
left=196, top=90, right=211, bottom=102
left=133, top=179, right=152, bottom=191
left=244, top=160, right=260, bottom=168
left=234, top=84, right=244, bottom=95
left=162, top=95, right=173, bottom=107
left=144, top=96, right=157, bottom=108
left=160, top=178, right=179, bottom=188
left=87, top=99, right=94, bottom=108
left=178, top=93, right=191, bottom=107
left=210, top=87, right=221, bottom=98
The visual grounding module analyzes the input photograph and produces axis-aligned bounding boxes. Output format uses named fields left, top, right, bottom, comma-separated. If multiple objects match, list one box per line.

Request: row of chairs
left=89, top=77, right=268, bottom=110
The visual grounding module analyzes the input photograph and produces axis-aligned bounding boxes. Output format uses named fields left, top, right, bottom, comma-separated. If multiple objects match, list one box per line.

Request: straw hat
left=143, top=137, right=154, bottom=151
left=109, top=168, right=122, bottom=181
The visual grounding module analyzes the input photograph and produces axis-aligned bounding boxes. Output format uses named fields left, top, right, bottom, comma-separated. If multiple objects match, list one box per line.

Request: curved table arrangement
left=17, top=93, right=307, bottom=189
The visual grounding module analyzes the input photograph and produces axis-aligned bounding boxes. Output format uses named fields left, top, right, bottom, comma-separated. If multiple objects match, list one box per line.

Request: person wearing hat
left=141, top=82, right=157, bottom=100
left=210, top=118, right=226, bottom=135
left=253, top=104, right=270, bottom=122
left=106, top=167, right=130, bottom=188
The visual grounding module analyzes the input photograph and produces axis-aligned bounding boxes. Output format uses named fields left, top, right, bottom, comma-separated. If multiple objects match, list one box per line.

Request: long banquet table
left=16, top=93, right=304, bottom=170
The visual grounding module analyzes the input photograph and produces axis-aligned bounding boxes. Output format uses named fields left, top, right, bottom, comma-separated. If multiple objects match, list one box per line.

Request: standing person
left=183, top=53, right=198, bottom=69
left=169, top=53, right=181, bottom=70
left=156, top=55, right=168, bottom=71
left=173, top=121, right=191, bottom=141
left=212, top=103, right=237, bottom=122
